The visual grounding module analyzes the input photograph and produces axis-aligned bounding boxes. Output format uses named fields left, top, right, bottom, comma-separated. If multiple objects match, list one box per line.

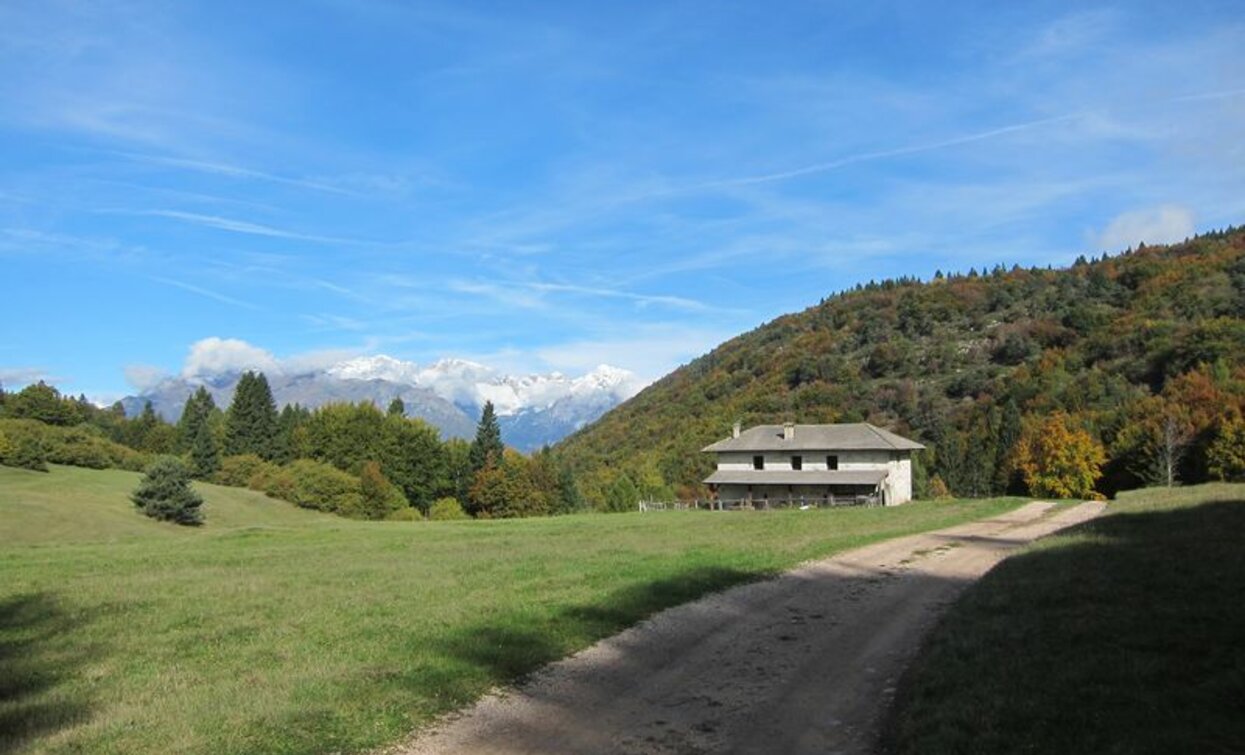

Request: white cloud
left=181, top=337, right=279, bottom=379
left=123, top=364, right=169, bottom=391
left=0, top=367, right=55, bottom=389
left=1092, top=205, right=1196, bottom=252
left=535, top=325, right=734, bottom=382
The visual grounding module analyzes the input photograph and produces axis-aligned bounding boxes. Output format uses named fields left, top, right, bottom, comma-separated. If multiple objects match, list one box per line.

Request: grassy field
left=885, top=483, right=1245, bottom=755
left=1, top=464, right=1023, bottom=754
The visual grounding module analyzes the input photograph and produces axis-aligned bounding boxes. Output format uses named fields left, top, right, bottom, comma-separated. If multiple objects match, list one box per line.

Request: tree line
left=0, top=372, right=589, bottom=519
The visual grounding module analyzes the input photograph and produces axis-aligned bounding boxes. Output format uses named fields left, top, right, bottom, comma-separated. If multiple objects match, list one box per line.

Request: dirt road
left=396, top=501, right=1104, bottom=755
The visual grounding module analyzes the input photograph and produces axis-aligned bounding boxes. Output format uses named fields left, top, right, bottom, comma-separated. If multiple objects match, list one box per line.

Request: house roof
left=701, top=423, right=925, bottom=453
left=703, top=469, right=889, bottom=486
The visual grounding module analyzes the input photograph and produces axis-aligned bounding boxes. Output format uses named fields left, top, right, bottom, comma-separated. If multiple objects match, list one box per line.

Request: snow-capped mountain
left=124, top=356, right=646, bottom=451
left=328, top=357, right=644, bottom=417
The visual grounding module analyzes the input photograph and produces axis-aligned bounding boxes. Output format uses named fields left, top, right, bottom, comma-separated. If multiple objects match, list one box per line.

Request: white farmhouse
left=702, top=422, right=925, bottom=506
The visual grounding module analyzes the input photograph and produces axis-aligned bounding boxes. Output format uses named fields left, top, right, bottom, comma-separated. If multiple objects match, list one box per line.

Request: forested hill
left=556, top=226, right=1245, bottom=502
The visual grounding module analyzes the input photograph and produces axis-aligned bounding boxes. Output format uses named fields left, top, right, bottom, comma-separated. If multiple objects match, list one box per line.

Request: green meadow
left=886, top=483, right=1245, bottom=754
left=1, top=464, right=1021, bottom=754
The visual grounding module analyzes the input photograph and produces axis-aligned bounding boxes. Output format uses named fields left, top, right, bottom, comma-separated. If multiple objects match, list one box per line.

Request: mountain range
left=122, top=356, right=645, bottom=451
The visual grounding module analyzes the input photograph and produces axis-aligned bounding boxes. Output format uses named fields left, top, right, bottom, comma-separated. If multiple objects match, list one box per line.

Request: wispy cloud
left=526, top=282, right=713, bottom=312
left=302, top=313, right=369, bottom=331
left=149, top=275, right=261, bottom=310
left=135, top=210, right=363, bottom=245
left=114, top=151, right=357, bottom=195
left=693, top=112, right=1087, bottom=190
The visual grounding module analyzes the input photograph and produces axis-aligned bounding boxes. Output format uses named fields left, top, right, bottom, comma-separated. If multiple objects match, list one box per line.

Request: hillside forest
left=557, top=226, right=1245, bottom=501
left=4, top=227, right=1245, bottom=514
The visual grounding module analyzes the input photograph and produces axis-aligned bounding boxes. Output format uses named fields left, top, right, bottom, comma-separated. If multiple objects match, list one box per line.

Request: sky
left=2, top=1, right=1243, bottom=402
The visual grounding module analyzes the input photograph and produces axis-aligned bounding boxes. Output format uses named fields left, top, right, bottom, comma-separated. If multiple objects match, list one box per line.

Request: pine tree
left=132, top=456, right=204, bottom=525
left=224, top=371, right=279, bottom=460
left=177, top=386, right=217, bottom=452
left=387, top=397, right=405, bottom=416
left=129, top=401, right=160, bottom=450
left=189, top=420, right=221, bottom=480
left=468, top=400, right=504, bottom=474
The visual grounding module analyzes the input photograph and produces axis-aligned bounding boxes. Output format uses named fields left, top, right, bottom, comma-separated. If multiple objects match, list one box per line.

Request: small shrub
left=428, top=497, right=469, bottom=521
left=131, top=456, right=204, bottom=526
left=928, top=475, right=952, bottom=500
left=214, top=455, right=272, bottom=488
left=385, top=507, right=423, bottom=521
left=260, top=466, right=297, bottom=501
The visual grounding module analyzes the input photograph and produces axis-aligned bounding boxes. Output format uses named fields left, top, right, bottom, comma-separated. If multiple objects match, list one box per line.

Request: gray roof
left=701, top=423, right=925, bottom=453
left=703, top=469, right=888, bottom=486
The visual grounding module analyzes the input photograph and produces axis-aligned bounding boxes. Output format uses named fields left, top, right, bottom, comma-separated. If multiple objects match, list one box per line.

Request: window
left=753, top=455, right=764, bottom=470
left=791, top=455, right=803, bottom=470
left=827, top=455, right=839, bottom=470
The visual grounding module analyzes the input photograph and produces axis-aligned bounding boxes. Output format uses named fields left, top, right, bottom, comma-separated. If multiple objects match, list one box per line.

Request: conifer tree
left=468, top=400, right=504, bottom=474
left=129, top=401, right=160, bottom=450
left=387, top=397, right=405, bottom=416
left=224, top=371, right=279, bottom=460
left=189, top=420, right=221, bottom=480
left=132, top=456, right=204, bottom=525
left=177, top=386, right=217, bottom=452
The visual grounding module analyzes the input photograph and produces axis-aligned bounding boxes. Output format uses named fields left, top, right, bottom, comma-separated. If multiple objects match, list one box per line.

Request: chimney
left=732, top=421, right=741, bottom=439
left=784, top=422, right=795, bottom=441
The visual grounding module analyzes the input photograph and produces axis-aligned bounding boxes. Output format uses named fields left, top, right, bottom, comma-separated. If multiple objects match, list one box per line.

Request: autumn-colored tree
left=1013, top=412, right=1106, bottom=499
left=467, top=449, right=550, bottom=518
left=1208, top=418, right=1245, bottom=481
left=352, top=460, right=409, bottom=520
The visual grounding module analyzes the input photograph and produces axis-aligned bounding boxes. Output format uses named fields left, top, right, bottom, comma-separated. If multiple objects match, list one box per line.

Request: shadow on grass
left=0, top=593, right=96, bottom=754
left=425, top=566, right=761, bottom=700
left=884, top=498, right=1245, bottom=755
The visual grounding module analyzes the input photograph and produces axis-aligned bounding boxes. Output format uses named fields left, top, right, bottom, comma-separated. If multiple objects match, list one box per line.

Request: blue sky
left=2, top=1, right=1243, bottom=401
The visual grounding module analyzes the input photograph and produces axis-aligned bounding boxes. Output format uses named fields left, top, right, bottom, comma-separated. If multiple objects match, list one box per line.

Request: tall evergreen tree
left=273, top=403, right=309, bottom=464
left=468, top=400, right=504, bottom=474
left=189, top=420, right=221, bottom=480
left=177, top=386, right=217, bottom=452
left=129, top=400, right=159, bottom=449
left=387, top=397, right=405, bottom=416
left=224, top=371, right=279, bottom=460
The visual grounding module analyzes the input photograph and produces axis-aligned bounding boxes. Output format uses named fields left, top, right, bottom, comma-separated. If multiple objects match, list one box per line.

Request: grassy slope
left=2, top=465, right=1022, bottom=754
left=885, top=483, right=1245, bottom=755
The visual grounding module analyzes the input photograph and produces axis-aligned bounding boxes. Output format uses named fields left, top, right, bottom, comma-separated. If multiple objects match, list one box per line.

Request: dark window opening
left=791, top=455, right=803, bottom=470
left=827, top=455, right=839, bottom=470
left=753, top=455, right=764, bottom=470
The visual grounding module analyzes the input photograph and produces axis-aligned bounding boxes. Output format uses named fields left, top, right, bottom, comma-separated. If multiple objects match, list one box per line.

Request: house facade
left=702, top=422, right=925, bottom=506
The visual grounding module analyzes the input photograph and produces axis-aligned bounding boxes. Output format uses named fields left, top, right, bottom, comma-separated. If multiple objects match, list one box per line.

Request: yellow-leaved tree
left=1013, top=412, right=1106, bottom=499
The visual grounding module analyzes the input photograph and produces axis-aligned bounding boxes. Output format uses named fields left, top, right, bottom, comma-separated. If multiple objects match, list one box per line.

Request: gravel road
left=395, top=500, right=1104, bottom=755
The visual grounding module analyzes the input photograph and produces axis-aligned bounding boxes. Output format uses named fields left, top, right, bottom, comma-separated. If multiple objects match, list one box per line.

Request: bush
left=214, top=455, right=276, bottom=488
left=131, top=456, right=204, bottom=526
left=385, top=507, right=424, bottom=521
left=0, top=418, right=147, bottom=472
left=282, top=459, right=362, bottom=514
left=0, top=420, right=49, bottom=471
left=428, top=496, right=469, bottom=521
